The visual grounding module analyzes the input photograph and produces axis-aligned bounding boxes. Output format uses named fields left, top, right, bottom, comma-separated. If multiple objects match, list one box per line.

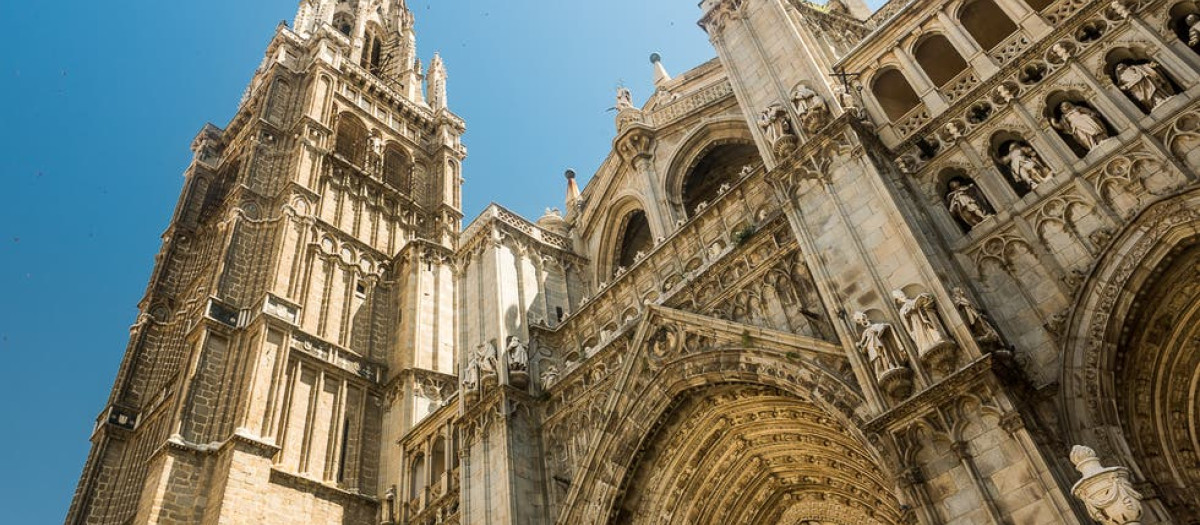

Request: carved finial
left=651, top=52, right=672, bottom=87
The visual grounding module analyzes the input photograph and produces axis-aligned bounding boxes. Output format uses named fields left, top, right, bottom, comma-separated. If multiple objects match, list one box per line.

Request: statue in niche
left=1000, top=142, right=1053, bottom=189
left=945, top=180, right=993, bottom=228
left=1188, top=14, right=1200, bottom=47
left=759, top=103, right=796, bottom=152
left=853, top=312, right=912, bottom=399
left=951, top=287, right=1003, bottom=349
left=506, top=336, right=529, bottom=372
left=892, top=289, right=957, bottom=368
left=1051, top=102, right=1111, bottom=151
left=1115, top=62, right=1175, bottom=111
left=791, top=84, right=829, bottom=132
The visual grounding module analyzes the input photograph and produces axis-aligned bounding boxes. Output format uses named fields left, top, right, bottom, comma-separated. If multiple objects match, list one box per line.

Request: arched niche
left=914, top=34, right=970, bottom=88
left=430, top=437, right=447, bottom=483
left=871, top=67, right=921, bottom=121
left=939, top=168, right=995, bottom=232
left=383, top=145, right=412, bottom=195
left=409, top=453, right=426, bottom=501
left=989, top=131, right=1052, bottom=195
left=681, top=143, right=760, bottom=218
left=1169, top=2, right=1200, bottom=51
left=1043, top=91, right=1117, bottom=158
left=958, top=0, right=1019, bottom=52
left=334, top=113, right=369, bottom=167
left=1104, top=47, right=1181, bottom=114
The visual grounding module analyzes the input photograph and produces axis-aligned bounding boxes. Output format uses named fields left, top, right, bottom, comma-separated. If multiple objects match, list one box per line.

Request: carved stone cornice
left=698, top=0, right=745, bottom=36
left=864, top=354, right=996, bottom=433
left=615, top=126, right=656, bottom=165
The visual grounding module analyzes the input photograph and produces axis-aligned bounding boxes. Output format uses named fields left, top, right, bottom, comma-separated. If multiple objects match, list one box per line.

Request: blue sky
left=0, top=0, right=881, bottom=521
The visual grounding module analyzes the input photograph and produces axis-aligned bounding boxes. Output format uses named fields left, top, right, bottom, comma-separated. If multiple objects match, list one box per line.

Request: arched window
left=335, top=114, right=369, bottom=166
left=871, top=68, right=921, bottom=121
left=914, top=35, right=969, bottom=88
left=383, top=146, right=412, bottom=194
left=333, top=13, right=354, bottom=36
left=959, top=0, right=1018, bottom=51
left=431, top=438, right=447, bottom=485
left=409, top=453, right=426, bottom=501
left=361, top=28, right=384, bottom=74
left=681, top=144, right=760, bottom=218
left=1023, top=0, right=1054, bottom=11
left=615, top=211, right=652, bottom=272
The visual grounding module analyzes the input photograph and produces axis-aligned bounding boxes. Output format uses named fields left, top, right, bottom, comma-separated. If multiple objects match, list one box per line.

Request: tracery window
left=383, top=146, right=412, bottom=194
left=335, top=114, right=369, bottom=167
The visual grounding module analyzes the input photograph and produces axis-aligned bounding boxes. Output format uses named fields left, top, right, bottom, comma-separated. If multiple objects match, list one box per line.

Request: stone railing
left=988, top=31, right=1032, bottom=65
left=650, top=80, right=735, bottom=128
left=895, top=105, right=931, bottom=138
left=942, top=69, right=980, bottom=103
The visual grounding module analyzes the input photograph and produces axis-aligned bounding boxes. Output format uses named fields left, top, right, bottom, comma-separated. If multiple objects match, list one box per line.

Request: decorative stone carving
left=1052, top=102, right=1111, bottom=152
left=892, top=290, right=958, bottom=373
left=540, top=363, right=560, bottom=390
left=853, top=312, right=913, bottom=400
left=1115, top=62, right=1175, bottom=112
left=946, top=180, right=992, bottom=228
left=759, top=103, right=798, bottom=155
left=791, top=84, right=829, bottom=133
left=1000, top=141, right=1053, bottom=189
left=951, top=287, right=1003, bottom=351
left=615, top=86, right=634, bottom=110
left=506, top=336, right=529, bottom=389
left=1071, top=446, right=1144, bottom=525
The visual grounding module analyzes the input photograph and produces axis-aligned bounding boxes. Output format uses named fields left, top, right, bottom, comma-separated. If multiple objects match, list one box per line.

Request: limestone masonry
left=67, top=0, right=1200, bottom=523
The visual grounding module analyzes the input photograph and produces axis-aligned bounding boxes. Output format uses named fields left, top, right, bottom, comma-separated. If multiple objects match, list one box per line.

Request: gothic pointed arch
left=556, top=306, right=908, bottom=525
left=334, top=112, right=369, bottom=167
left=1061, top=189, right=1200, bottom=521
left=597, top=195, right=656, bottom=280
left=663, top=119, right=761, bottom=220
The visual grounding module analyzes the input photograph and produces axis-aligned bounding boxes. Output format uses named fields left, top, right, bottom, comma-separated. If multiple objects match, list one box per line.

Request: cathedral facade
left=67, top=0, right=1200, bottom=523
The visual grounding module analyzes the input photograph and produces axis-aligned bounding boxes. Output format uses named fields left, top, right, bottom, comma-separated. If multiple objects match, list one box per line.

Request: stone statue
left=1115, top=62, right=1175, bottom=111
left=759, top=103, right=795, bottom=150
left=477, top=340, right=499, bottom=376
left=791, top=84, right=829, bottom=132
left=506, top=336, right=529, bottom=372
left=1052, top=102, right=1111, bottom=151
left=853, top=312, right=905, bottom=376
left=1188, top=14, right=1200, bottom=47
left=853, top=312, right=912, bottom=399
left=945, top=180, right=992, bottom=228
left=952, top=287, right=1002, bottom=348
left=462, top=357, right=480, bottom=391
left=1070, top=446, right=1144, bottom=525
left=1000, top=142, right=1053, bottom=189
left=616, top=86, right=634, bottom=110
left=540, top=363, right=560, bottom=390
left=892, top=290, right=956, bottom=361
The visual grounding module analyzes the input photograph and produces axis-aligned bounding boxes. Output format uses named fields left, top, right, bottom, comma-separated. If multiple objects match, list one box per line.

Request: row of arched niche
left=870, top=0, right=1199, bottom=124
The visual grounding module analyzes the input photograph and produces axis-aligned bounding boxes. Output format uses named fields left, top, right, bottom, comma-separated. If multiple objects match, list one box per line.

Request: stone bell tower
left=66, top=1, right=464, bottom=523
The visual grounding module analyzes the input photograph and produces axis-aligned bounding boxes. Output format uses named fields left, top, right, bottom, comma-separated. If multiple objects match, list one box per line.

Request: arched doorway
left=1062, top=190, right=1200, bottom=523
left=556, top=308, right=908, bottom=525
left=613, top=385, right=905, bottom=524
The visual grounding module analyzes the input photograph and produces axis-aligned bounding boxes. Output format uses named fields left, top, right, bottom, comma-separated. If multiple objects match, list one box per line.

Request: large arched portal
left=1063, top=190, right=1200, bottom=522
left=613, top=385, right=904, bottom=525
left=556, top=307, right=908, bottom=525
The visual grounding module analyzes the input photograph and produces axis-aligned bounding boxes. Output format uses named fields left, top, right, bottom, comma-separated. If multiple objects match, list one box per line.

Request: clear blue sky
left=0, top=0, right=881, bottom=521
